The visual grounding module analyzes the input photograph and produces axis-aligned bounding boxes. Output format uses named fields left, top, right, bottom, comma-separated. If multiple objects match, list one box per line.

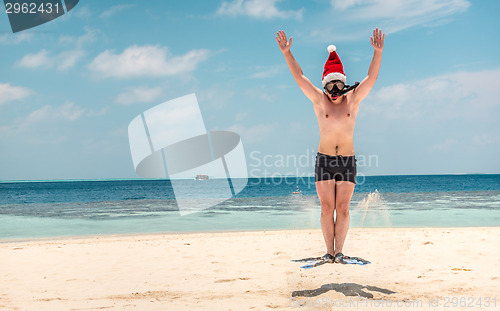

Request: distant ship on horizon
left=195, top=174, right=209, bottom=180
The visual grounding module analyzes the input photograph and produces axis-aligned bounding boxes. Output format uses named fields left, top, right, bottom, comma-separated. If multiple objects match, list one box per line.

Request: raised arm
left=351, top=28, right=385, bottom=104
left=275, top=30, right=322, bottom=104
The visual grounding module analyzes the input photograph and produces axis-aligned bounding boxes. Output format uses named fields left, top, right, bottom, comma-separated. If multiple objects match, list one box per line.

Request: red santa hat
left=322, top=45, right=346, bottom=87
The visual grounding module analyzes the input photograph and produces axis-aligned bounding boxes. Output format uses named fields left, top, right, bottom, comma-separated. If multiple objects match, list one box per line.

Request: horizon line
left=0, top=173, right=498, bottom=183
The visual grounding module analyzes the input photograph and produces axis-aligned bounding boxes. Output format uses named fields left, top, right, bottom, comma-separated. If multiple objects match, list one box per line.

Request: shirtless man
left=276, top=28, right=385, bottom=263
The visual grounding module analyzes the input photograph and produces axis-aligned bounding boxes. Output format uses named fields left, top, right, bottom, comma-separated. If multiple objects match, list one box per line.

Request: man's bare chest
left=317, top=96, right=356, bottom=125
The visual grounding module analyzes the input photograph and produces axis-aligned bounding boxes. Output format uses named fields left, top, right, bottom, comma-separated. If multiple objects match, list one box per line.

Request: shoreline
left=2, top=225, right=500, bottom=244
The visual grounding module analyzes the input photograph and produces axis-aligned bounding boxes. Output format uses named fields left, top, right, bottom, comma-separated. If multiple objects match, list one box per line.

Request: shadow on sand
left=292, top=282, right=396, bottom=299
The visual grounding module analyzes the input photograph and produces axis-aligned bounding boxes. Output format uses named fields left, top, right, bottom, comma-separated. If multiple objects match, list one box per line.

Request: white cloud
left=331, top=0, right=364, bottom=11
left=15, top=29, right=96, bottom=71
left=17, top=49, right=52, bottom=69
left=16, top=49, right=85, bottom=71
left=88, top=45, right=211, bottom=79
left=86, top=107, right=109, bottom=117
left=115, top=86, right=164, bottom=105
left=363, top=68, right=500, bottom=121
left=0, top=32, right=34, bottom=45
left=1, top=102, right=106, bottom=137
left=57, top=49, right=86, bottom=71
left=311, top=0, right=470, bottom=41
left=24, top=102, right=85, bottom=123
left=0, top=83, right=33, bottom=105
left=338, top=0, right=470, bottom=22
left=58, top=27, right=98, bottom=47
left=352, top=0, right=469, bottom=33
left=217, top=0, right=303, bottom=20
left=100, top=4, right=135, bottom=18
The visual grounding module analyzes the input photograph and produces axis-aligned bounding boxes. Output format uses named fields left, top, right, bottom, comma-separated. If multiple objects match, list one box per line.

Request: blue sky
left=0, top=0, right=499, bottom=181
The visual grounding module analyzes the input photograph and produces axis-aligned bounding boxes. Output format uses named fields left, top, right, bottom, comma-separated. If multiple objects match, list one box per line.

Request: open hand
left=370, top=28, right=385, bottom=52
left=275, top=30, right=292, bottom=53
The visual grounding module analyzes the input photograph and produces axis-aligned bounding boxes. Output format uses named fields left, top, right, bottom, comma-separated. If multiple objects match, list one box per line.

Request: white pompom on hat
left=322, top=44, right=346, bottom=87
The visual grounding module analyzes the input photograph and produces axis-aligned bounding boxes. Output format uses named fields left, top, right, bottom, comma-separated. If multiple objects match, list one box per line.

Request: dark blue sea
left=1, top=175, right=500, bottom=239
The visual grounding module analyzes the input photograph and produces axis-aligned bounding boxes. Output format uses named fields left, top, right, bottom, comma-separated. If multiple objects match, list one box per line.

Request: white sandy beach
left=1, top=227, right=499, bottom=311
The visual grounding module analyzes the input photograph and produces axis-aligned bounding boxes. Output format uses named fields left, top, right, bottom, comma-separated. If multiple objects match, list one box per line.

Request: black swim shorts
left=315, top=152, right=357, bottom=183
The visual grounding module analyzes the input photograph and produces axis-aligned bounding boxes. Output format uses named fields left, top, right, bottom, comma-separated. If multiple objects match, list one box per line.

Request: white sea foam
left=356, top=189, right=391, bottom=227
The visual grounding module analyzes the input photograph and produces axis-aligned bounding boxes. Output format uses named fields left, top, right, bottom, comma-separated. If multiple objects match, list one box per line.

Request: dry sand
left=1, top=227, right=499, bottom=310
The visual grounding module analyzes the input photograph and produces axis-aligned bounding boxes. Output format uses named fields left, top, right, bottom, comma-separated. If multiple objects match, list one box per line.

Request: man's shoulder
left=313, top=91, right=328, bottom=106
left=346, top=91, right=361, bottom=105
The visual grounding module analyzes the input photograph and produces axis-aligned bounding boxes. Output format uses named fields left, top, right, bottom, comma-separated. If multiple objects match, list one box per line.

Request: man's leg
left=316, top=179, right=336, bottom=255
left=333, top=181, right=355, bottom=255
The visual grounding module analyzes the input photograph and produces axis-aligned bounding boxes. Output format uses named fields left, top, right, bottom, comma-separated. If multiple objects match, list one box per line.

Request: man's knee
left=320, top=200, right=335, bottom=215
left=335, top=201, right=350, bottom=216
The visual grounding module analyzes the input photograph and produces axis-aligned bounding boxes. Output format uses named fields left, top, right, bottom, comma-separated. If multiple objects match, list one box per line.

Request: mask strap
left=337, top=82, right=360, bottom=96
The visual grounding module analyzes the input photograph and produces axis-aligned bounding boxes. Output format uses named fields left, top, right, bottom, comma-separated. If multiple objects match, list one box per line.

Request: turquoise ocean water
left=1, top=175, right=499, bottom=240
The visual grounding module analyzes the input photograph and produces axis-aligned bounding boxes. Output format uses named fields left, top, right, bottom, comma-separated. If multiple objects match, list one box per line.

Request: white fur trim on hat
left=322, top=72, right=346, bottom=87
left=327, top=45, right=336, bottom=53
